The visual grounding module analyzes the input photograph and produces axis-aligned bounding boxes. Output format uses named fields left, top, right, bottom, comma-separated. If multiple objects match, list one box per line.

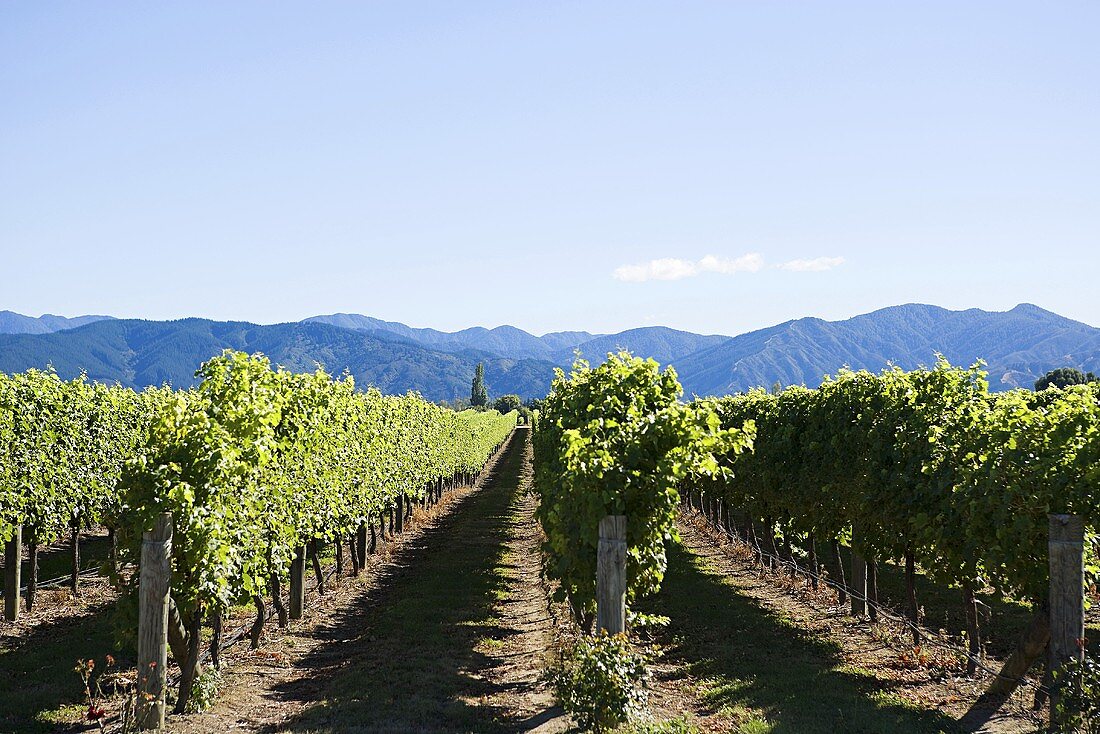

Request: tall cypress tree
left=470, top=362, right=488, bottom=407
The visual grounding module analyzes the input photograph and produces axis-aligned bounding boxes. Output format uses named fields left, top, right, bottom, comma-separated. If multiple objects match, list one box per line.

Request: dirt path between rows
left=673, top=513, right=1046, bottom=733
left=167, top=427, right=569, bottom=734
left=166, top=485, right=486, bottom=733
left=461, top=431, right=571, bottom=734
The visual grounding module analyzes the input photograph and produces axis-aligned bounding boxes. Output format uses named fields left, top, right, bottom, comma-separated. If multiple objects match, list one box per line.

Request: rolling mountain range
left=0, top=310, right=114, bottom=335
left=674, top=303, right=1100, bottom=396
left=303, top=313, right=597, bottom=362
left=0, top=304, right=1097, bottom=400
left=0, top=319, right=551, bottom=401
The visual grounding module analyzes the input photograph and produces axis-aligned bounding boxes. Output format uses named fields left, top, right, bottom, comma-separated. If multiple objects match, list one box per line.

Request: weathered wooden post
left=137, top=513, right=172, bottom=731
left=4, top=525, right=21, bottom=622
left=850, top=530, right=867, bottom=617
left=356, top=521, right=368, bottom=562
left=962, top=583, right=981, bottom=676
left=70, top=523, right=80, bottom=594
left=597, top=516, right=627, bottom=635
left=289, top=545, right=306, bottom=620
left=866, top=559, right=879, bottom=621
left=1048, top=513, right=1085, bottom=727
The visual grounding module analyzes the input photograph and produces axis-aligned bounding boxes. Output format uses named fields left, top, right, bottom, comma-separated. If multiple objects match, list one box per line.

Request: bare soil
left=4, top=441, right=1060, bottom=734
left=167, top=427, right=570, bottom=734
left=675, top=513, right=1047, bottom=733
left=458, top=434, right=571, bottom=733
left=0, top=576, right=118, bottom=647
left=0, top=528, right=118, bottom=642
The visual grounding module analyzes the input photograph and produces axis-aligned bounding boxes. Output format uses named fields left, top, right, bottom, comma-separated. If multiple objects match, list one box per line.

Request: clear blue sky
left=2, top=2, right=1097, bottom=336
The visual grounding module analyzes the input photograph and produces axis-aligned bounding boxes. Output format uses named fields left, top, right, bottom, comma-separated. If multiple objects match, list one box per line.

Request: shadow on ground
left=0, top=597, right=126, bottom=734
left=638, top=540, right=961, bottom=734
left=0, top=531, right=112, bottom=597
left=269, top=432, right=559, bottom=734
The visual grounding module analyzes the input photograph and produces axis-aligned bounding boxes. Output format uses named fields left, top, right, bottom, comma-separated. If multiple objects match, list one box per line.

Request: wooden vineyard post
left=597, top=515, right=627, bottom=635
left=4, top=525, right=21, bottom=622
left=356, top=522, right=367, bottom=562
left=137, top=513, right=172, bottom=731
left=850, top=531, right=867, bottom=617
left=289, top=545, right=306, bottom=620
left=1048, top=514, right=1085, bottom=727
left=70, top=523, right=80, bottom=594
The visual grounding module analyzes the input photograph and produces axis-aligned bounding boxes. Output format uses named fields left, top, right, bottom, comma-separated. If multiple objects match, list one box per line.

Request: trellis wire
left=686, top=504, right=1051, bottom=696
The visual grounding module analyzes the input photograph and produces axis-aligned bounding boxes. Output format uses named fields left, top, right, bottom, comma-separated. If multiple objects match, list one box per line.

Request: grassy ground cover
left=638, top=539, right=962, bottom=734
left=0, top=530, right=112, bottom=594
left=0, top=597, right=124, bottom=733
left=278, top=431, right=542, bottom=733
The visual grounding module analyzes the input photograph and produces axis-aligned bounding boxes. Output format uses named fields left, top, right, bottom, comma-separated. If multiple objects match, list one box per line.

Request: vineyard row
left=1, top=350, right=518, bottom=717
left=534, top=353, right=1098, bottom=704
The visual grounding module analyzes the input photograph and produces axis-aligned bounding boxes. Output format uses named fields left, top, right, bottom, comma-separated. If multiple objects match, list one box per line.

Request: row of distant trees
left=741, top=367, right=1098, bottom=396
left=434, top=363, right=541, bottom=421
left=1035, top=367, right=1097, bottom=391
left=447, top=364, right=1094, bottom=415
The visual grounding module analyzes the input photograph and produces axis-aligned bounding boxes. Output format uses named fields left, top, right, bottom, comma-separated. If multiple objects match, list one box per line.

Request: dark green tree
left=470, top=363, right=489, bottom=407
left=492, top=394, right=522, bottom=414
left=1035, top=367, right=1097, bottom=391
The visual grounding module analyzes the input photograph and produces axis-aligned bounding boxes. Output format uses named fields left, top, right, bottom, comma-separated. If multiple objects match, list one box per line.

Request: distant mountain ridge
left=304, top=313, right=597, bottom=361
left=561, top=326, right=728, bottom=366
left=0, top=310, right=114, bottom=335
left=0, top=304, right=1097, bottom=398
left=0, top=318, right=553, bottom=401
left=675, top=303, right=1100, bottom=395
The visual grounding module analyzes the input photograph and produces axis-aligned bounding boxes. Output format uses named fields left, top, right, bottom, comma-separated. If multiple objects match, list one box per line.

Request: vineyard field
left=532, top=353, right=1099, bottom=732
left=7, top=5, right=1096, bottom=730
left=1, top=350, right=1098, bottom=733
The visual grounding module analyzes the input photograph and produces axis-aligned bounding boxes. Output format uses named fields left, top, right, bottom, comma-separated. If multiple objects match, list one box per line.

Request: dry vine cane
left=77, top=655, right=150, bottom=733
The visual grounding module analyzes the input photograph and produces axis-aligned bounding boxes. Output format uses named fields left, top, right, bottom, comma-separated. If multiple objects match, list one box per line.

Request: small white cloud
left=613, top=252, right=841, bottom=282
left=778, top=256, right=845, bottom=272
left=612, top=257, right=699, bottom=282
left=698, top=253, right=766, bottom=275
